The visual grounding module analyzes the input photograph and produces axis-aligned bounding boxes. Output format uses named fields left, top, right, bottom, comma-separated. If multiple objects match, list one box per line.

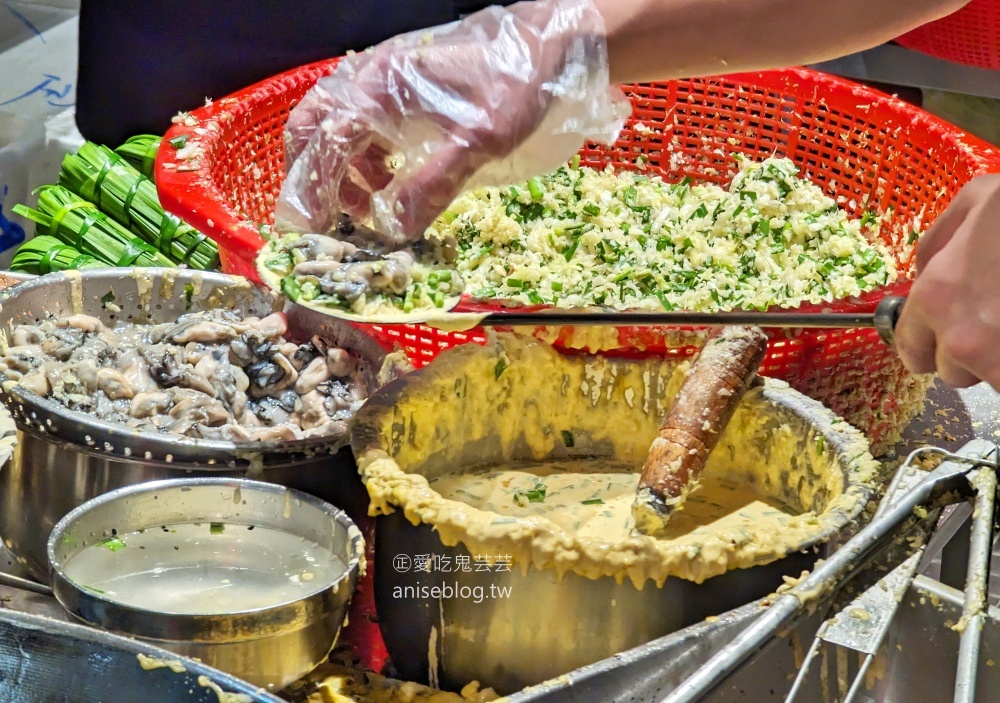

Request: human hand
left=273, top=0, right=630, bottom=247
left=895, top=174, right=1000, bottom=389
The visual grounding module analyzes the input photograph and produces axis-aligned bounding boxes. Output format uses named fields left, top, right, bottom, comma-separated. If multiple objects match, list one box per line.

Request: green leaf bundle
left=59, top=142, right=219, bottom=270
left=9, top=236, right=103, bottom=274
left=12, top=185, right=176, bottom=269
left=114, top=135, right=160, bottom=180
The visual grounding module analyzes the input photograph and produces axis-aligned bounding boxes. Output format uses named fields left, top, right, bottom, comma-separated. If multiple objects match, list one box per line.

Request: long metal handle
left=782, top=443, right=998, bottom=703
left=0, top=572, right=52, bottom=597
left=954, top=467, right=996, bottom=703
left=477, top=296, right=906, bottom=346
left=658, top=448, right=978, bottom=703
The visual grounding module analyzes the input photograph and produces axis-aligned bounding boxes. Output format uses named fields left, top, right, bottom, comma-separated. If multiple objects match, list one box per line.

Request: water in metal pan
left=63, top=522, right=346, bottom=615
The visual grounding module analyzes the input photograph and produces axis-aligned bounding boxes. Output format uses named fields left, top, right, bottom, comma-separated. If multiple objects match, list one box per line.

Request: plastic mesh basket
left=155, top=60, right=1000, bottom=454
left=895, top=0, right=1000, bottom=70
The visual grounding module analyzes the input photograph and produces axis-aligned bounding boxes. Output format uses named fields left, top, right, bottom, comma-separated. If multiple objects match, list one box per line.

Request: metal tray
left=0, top=604, right=283, bottom=703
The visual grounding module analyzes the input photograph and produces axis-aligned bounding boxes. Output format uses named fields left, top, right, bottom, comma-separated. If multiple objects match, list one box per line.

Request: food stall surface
left=0, top=378, right=997, bottom=701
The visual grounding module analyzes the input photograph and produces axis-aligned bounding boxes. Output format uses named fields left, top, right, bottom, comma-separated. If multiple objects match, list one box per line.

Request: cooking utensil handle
left=0, top=572, right=53, bottom=597
left=658, top=442, right=988, bottom=703
left=633, top=326, right=767, bottom=535
left=954, top=466, right=996, bottom=703
left=874, top=296, right=906, bottom=346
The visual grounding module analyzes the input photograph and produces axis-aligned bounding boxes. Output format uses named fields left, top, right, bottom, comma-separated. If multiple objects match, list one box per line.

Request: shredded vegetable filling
left=261, top=156, right=901, bottom=317
left=426, top=155, right=899, bottom=312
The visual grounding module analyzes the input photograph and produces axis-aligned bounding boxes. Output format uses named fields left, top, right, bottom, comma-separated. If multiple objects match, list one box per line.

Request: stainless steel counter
left=893, top=380, right=999, bottom=455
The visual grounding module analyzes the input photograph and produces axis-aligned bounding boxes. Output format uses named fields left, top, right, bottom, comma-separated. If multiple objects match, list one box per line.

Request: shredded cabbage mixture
left=423, top=155, right=899, bottom=312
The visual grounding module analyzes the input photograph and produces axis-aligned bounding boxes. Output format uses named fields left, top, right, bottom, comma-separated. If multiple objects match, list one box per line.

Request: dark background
left=76, top=0, right=520, bottom=146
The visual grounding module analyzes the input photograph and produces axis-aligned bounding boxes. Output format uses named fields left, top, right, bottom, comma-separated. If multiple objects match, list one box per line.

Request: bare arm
left=595, top=0, right=972, bottom=84
left=278, top=0, right=974, bottom=239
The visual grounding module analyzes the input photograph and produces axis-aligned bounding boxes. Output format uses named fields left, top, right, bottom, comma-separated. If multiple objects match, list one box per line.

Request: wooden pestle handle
left=632, top=325, right=769, bottom=537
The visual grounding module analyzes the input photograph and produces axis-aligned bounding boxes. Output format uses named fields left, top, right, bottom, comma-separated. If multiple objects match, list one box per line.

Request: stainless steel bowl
left=0, top=268, right=389, bottom=580
left=48, top=477, right=363, bottom=691
left=351, top=337, right=880, bottom=694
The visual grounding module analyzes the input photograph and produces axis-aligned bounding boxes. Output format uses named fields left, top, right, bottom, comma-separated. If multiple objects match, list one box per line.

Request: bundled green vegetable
left=114, top=135, right=160, bottom=180
left=12, top=186, right=176, bottom=268
left=59, top=142, right=219, bottom=270
left=9, top=236, right=104, bottom=274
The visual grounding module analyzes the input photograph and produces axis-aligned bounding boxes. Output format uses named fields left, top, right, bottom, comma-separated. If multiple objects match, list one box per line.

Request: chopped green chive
left=514, top=481, right=547, bottom=504
left=280, top=276, right=302, bottom=301
left=264, top=252, right=293, bottom=273
left=562, top=239, right=580, bottom=261
left=299, top=281, right=320, bottom=301
left=527, top=178, right=544, bottom=201
left=656, top=292, right=675, bottom=310
left=100, top=537, right=126, bottom=552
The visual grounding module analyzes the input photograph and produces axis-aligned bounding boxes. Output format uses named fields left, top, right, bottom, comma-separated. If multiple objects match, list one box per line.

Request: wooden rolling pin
left=632, top=325, right=769, bottom=537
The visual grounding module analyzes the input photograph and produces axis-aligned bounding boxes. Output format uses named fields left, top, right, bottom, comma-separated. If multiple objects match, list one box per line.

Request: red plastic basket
left=895, top=0, right=1000, bottom=70
left=156, top=60, right=1000, bottom=455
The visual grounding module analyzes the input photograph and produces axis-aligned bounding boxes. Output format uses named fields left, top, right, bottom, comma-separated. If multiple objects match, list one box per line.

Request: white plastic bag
left=0, top=112, right=44, bottom=267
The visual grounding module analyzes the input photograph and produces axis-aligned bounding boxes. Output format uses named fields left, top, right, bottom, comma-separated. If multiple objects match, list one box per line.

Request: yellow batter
left=429, top=459, right=798, bottom=542
left=301, top=664, right=499, bottom=703
left=356, top=333, right=880, bottom=587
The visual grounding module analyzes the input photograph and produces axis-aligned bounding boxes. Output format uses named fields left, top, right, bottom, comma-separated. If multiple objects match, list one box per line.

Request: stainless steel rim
left=0, top=268, right=386, bottom=466
left=47, top=477, right=363, bottom=643
left=352, top=356, right=877, bottom=558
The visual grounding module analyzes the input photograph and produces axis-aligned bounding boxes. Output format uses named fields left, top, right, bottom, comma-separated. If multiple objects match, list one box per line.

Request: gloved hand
left=274, top=0, right=630, bottom=246
left=895, top=173, right=1000, bottom=390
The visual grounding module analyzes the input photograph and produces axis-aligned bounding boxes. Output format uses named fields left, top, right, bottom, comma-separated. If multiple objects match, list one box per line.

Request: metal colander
left=0, top=268, right=389, bottom=466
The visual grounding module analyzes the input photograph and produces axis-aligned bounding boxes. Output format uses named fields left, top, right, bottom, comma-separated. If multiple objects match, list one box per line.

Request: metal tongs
left=659, top=439, right=1000, bottom=703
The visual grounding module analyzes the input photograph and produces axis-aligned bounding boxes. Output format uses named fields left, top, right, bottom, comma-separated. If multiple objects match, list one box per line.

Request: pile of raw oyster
left=0, top=309, right=367, bottom=441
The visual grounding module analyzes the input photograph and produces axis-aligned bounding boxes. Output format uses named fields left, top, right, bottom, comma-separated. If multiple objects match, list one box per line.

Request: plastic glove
left=894, top=173, right=1000, bottom=390
left=274, top=0, right=630, bottom=246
